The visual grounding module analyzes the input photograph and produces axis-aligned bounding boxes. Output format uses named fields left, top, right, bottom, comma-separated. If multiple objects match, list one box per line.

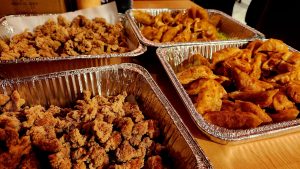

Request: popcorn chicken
left=30, top=126, right=61, bottom=152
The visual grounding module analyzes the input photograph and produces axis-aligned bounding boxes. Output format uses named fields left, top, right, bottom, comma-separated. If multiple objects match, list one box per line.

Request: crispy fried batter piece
left=272, top=89, right=295, bottom=111
left=3, top=90, right=25, bottom=112
left=0, top=94, right=10, bottom=106
left=48, top=139, right=71, bottom=169
left=178, top=54, right=211, bottom=73
left=211, top=47, right=242, bottom=69
left=228, top=89, right=279, bottom=108
left=255, top=39, right=289, bottom=53
left=203, top=111, right=263, bottom=129
left=109, top=158, right=144, bottom=169
left=30, top=126, right=61, bottom=152
left=93, top=120, right=113, bottom=143
left=146, top=155, right=164, bottom=169
left=233, top=68, right=274, bottom=92
left=270, top=108, right=300, bottom=122
left=19, top=151, right=40, bottom=169
left=177, top=65, right=218, bottom=85
left=269, top=67, right=300, bottom=84
left=133, top=11, right=154, bottom=25
left=222, top=100, right=272, bottom=123
left=194, top=79, right=226, bottom=114
left=116, top=141, right=141, bottom=162
left=0, top=136, right=31, bottom=169
left=286, top=81, right=300, bottom=103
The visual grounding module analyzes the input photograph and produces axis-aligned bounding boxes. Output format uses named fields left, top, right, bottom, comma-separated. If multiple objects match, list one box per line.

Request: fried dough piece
left=203, top=111, right=263, bottom=129
left=233, top=68, right=274, bottom=92
left=0, top=94, right=10, bottom=106
left=211, top=47, right=242, bottom=69
left=178, top=54, right=211, bottom=73
left=269, top=67, right=300, bottom=84
left=222, top=100, right=272, bottom=123
left=228, top=89, right=279, bottom=108
left=270, top=108, right=299, bottom=122
left=250, top=53, right=263, bottom=79
left=161, top=24, right=183, bottom=42
left=176, top=65, right=218, bottom=85
left=272, top=90, right=295, bottom=111
left=286, top=81, right=300, bottom=103
left=194, top=79, right=226, bottom=114
left=256, top=39, right=289, bottom=53
left=133, top=11, right=154, bottom=25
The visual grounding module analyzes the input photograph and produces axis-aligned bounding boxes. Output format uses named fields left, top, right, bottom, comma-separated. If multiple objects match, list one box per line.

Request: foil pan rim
left=0, top=14, right=147, bottom=64
left=126, top=8, right=265, bottom=47
left=156, top=40, right=300, bottom=144
left=0, top=63, right=213, bottom=168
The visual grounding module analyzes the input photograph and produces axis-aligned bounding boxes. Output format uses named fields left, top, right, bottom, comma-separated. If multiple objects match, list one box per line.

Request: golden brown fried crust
left=135, top=7, right=220, bottom=43
left=0, top=91, right=167, bottom=168
left=0, top=15, right=129, bottom=60
left=177, top=38, right=300, bottom=129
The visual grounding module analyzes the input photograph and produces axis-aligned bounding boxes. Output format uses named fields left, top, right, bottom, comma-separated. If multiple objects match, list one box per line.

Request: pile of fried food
left=0, top=90, right=168, bottom=169
left=133, top=6, right=224, bottom=43
left=0, top=15, right=129, bottom=60
left=176, top=39, right=300, bottom=129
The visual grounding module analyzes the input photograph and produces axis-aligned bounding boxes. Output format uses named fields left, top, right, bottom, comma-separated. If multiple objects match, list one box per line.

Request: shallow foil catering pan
left=0, top=63, right=212, bottom=169
left=156, top=40, right=300, bottom=144
left=126, top=8, right=264, bottom=47
left=0, top=13, right=146, bottom=79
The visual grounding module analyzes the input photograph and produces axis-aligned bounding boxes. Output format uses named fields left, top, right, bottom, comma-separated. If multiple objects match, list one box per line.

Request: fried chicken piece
left=116, top=117, right=134, bottom=140
left=268, top=67, right=300, bottom=84
left=233, top=68, right=274, bottom=92
left=188, top=6, right=209, bottom=20
left=123, top=102, right=144, bottom=123
left=203, top=111, right=263, bottom=129
left=154, top=13, right=165, bottom=27
left=246, top=39, right=263, bottom=54
left=19, top=151, right=40, bottom=169
left=177, top=65, right=218, bottom=85
left=161, top=24, right=183, bottom=42
left=270, top=108, right=300, bottom=122
left=3, top=91, right=25, bottom=112
left=57, top=15, right=70, bottom=27
left=221, top=100, right=272, bottom=123
left=0, top=136, right=31, bottom=169
left=73, top=161, right=87, bottom=169
left=211, top=47, right=242, bottom=69
left=162, top=12, right=175, bottom=25
left=71, top=147, right=88, bottom=162
left=104, top=131, right=122, bottom=152
left=272, top=90, right=295, bottom=111
left=93, top=120, right=113, bottom=143
left=48, top=141, right=71, bottom=169
left=0, top=40, right=9, bottom=53
left=153, top=25, right=168, bottom=42
left=68, top=129, right=87, bottom=148
left=110, top=93, right=126, bottom=117
left=146, top=120, right=160, bottom=139
left=262, top=51, right=293, bottom=74
left=109, top=158, right=144, bottom=169
left=129, top=121, right=148, bottom=146
left=255, top=39, right=289, bottom=53
left=22, top=105, right=46, bottom=128
left=100, top=105, right=117, bottom=124
left=30, top=126, right=61, bottom=152
left=87, top=144, right=109, bottom=169
left=138, top=137, right=154, bottom=158
left=0, top=115, right=21, bottom=147
left=194, top=79, right=226, bottom=114
left=286, top=81, right=300, bottom=103
left=173, top=21, right=192, bottom=42
left=141, top=26, right=158, bottom=41
left=228, top=89, right=279, bottom=108
left=133, top=11, right=154, bottom=26
left=193, top=19, right=218, bottom=40
left=146, top=155, right=164, bottom=169
left=116, top=141, right=141, bottom=162
left=277, top=52, right=300, bottom=73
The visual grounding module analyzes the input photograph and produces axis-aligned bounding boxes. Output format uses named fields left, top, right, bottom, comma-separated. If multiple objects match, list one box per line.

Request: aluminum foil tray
left=126, top=8, right=264, bottom=47
left=0, top=14, right=146, bottom=78
left=0, top=63, right=212, bottom=169
left=156, top=40, right=300, bottom=144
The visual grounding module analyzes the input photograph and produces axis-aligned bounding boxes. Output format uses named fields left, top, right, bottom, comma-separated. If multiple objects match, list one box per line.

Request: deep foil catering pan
left=0, top=63, right=212, bottom=169
left=0, top=13, right=146, bottom=79
left=126, top=8, right=264, bottom=47
left=156, top=40, right=300, bottom=144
